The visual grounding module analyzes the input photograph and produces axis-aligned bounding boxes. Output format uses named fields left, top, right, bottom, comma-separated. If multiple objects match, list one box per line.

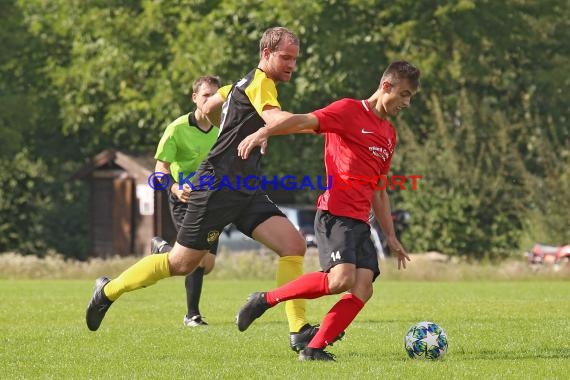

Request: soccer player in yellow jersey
left=86, top=27, right=342, bottom=352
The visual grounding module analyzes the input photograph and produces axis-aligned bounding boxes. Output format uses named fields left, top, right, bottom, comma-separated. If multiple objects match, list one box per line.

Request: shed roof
left=72, top=149, right=155, bottom=180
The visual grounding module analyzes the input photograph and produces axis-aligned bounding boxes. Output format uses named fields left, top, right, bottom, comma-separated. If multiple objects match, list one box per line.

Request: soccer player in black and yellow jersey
left=86, top=27, right=340, bottom=353
left=151, top=75, right=230, bottom=328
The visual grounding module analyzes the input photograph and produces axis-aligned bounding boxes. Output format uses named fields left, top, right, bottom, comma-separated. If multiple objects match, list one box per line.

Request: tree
left=4, top=0, right=568, bottom=258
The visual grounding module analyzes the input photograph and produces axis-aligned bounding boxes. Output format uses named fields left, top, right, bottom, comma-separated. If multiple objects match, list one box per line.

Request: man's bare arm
left=372, top=188, right=411, bottom=269
left=237, top=108, right=319, bottom=159
left=202, top=93, right=225, bottom=126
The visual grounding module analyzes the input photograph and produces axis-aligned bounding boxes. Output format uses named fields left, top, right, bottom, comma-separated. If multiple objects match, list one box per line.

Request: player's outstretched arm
left=237, top=109, right=319, bottom=159
left=261, top=108, right=319, bottom=136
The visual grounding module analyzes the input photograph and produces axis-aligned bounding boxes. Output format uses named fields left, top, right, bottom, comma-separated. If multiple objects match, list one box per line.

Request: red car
left=527, top=244, right=570, bottom=265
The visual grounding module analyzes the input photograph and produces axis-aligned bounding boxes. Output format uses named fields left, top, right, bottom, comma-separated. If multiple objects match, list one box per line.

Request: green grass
left=1, top=279, right=569, bottom=379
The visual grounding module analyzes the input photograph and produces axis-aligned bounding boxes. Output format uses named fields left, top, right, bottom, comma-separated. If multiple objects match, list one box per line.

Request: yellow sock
left=277, top=255, right=307, bottom=332
left=103, top=253, right=171, bottom=301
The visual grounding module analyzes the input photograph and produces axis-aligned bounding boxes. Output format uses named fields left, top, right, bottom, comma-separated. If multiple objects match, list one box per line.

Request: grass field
left=2, top=278, right=569, bottom=379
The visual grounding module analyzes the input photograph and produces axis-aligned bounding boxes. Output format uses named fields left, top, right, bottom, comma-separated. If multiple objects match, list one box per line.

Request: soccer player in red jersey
left=235, top=61, right=419, bottom=361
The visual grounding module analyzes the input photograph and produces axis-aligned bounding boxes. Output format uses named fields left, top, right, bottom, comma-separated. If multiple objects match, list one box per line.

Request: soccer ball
left=404, top=321, right=448, bottom=359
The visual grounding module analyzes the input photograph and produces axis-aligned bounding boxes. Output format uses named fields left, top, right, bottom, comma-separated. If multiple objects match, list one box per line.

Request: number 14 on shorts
left=330, top=250, right=341, bottom=261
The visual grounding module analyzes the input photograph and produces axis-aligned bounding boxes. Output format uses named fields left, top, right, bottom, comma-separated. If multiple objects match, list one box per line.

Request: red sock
left=265, top=272, right=330, bottom=306
left=308, top=293, right=365, bottom=349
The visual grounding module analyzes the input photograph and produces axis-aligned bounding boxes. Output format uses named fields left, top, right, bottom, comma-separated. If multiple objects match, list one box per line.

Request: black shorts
left=176, top=189, right=285, bottom=250
left=315, top=209, right=380, bottom=281
left=169, top=191, right=218, bottom=255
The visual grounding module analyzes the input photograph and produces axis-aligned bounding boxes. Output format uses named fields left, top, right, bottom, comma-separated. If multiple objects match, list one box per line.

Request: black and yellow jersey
left=193, top=68, right=280, bottom=193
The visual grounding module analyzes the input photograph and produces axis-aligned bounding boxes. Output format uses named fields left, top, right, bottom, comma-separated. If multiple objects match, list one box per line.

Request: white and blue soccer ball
left=404, top=321, right=448, bottom=359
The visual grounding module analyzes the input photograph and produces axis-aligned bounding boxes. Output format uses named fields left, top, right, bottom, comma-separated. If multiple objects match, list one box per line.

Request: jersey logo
left=361, top=129, right=374, bottom=134
left=369, top=146, right=390, bottom=161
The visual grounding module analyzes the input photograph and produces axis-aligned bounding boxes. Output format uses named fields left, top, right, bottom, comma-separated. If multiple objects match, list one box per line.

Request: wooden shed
left=73, top=149, right=176, bottom=258
left=73, top=149, right=300, bottom=258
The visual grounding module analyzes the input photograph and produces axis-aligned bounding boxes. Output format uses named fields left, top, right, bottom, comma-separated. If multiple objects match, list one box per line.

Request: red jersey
left=312, top=98, right=396, bottom=222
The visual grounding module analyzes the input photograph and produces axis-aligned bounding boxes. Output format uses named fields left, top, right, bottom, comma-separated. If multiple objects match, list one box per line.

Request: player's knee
left=327, top=272, right=356, bottom=294
left=292, top=239, right=307, bottom=257
left=279, top=235, right=306, bottom=257
left=176, top=261, right=197, bottom=275
left=169, top=249, right=205, bottom=275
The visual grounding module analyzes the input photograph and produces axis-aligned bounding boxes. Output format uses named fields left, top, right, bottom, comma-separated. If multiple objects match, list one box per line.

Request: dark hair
left=259, top=27, right=299, bottom=57
left=192, top=75, right=221, bottom=94
left=381, top=61, right=421, bottom=89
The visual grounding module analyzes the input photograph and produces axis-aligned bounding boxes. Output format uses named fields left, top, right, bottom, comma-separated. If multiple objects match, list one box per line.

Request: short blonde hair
left=259, top=27, right=299, bottom=57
